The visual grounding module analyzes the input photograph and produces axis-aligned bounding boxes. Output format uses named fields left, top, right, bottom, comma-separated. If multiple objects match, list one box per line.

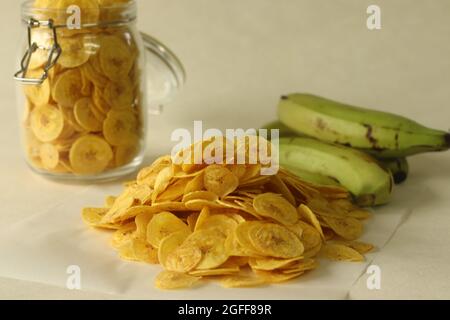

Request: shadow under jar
left=15, top=0, right=185, bottom=181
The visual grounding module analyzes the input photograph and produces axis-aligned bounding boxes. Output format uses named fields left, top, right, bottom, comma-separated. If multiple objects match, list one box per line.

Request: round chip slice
left=321, top=216, right=363, bottom=241
left=253, top=193, right=298, bottom=226
left=158, top=230, right=191, bottom=269
left=74, top=98, right=103, bottom=132
left=115, top=140, right=140, bottom=167
left=155, top=271, right=200, bottom=290
left=30, top=104, right=64, bottom=142
left=99, top=35, right=134, bottom=81
left=103, top=79, right=134, bottom=109
left=248, top=223, right=304, bottom=258
left=23, top=70, right=51, bottom=107
left=69, top=135, right=113, bottom=175
left=203, top=165, right=239, bottom=198
left=147, top=212, right=191, bottom=248
left=58, top=35, right=91, bottom=68
left=52, top=69, right=83, bottom=107
left=165, top=245, right=203, bottom=273
left=184, top=229, right=229, bottom=270
left=103, top=109, right=139, bottom=146
left=39, top=143, right=60, bottom=169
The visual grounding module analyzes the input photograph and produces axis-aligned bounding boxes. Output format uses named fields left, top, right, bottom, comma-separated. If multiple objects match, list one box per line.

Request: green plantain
left=278, top=137, right=393, bottom=206
left=278, top=94, right=450, bottom=158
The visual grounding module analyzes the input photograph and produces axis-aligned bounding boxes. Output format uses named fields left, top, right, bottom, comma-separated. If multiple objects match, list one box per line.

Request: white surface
left=0, top=0, right=450, bottom=299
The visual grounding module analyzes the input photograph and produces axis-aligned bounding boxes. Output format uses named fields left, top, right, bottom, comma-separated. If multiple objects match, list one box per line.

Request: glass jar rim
left=21, top=0, right=137, bottom=25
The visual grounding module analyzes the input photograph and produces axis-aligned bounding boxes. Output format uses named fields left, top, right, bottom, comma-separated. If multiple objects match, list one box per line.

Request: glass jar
left=14, top=0, right=185, bottom=181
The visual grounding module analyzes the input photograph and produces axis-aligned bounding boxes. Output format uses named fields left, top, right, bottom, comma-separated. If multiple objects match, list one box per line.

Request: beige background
left=0, top=0, right=449, bottom=299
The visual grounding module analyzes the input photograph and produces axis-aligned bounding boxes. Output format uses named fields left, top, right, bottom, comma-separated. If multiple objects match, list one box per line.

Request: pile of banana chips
left=82, top=137, right=374, bottom=290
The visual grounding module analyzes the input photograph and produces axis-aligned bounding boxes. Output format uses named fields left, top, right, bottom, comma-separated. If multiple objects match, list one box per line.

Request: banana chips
left=82, top=137, right=374, bottom=290
left=21, top=0, right=142, bottom=176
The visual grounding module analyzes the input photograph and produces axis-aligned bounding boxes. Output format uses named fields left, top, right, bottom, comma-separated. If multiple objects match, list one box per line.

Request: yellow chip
left=219, top=275, right=266, bottom=288
left=182, top=191, right=218, bottom=203
left=52, top=69, right=83, bottom=107
left=253, top=193, right=298, bottom=226
left=103, top=109, right=138, bottom=146
left=298, top=204, right=324, bottom=240
left=184, top=229, right=229, bottom=270
left=158, top=230, right=191, bottom=269
left=39, top=143, right=60, bottom=169
left=58, top=35, right=91, bottom=68
left=30, top=104, right=64, bottom=142
left=268, top=175, right=296, bottom=206
left=134, top=210, right=154, bottom=239
left=196, top=214, right=238, bottom=237
left=103, top=79, right=134, bottom=109
left=281, top=258, right=318, bottom=273
left=321, top=243, right=365, bottom=262
left=249, top=222, right=304, bottom=259
left=203, top=165, right=239, bottom=198
left=23, top=70, right=51, bottom=107
left=81, top=207, right=119, bottom=230
left=165, top=244, right=203, bottom=273
left=157, top=178, right=190, bottom=202
left=99, top=35, right=134, bottom=81
left=248, top=257, right=303, bottom=271
left=73, top=98, right=103, bottom=132
left=152, top=166, right=175, bottom=202
left=115, top=139, right=140, bottom=167
left=111, top=222, right=136, bottom=249
left=254, top=270, right=304, bottom=283
left=155, top=271, right=200, bottom=290
left=137, top=155, right=172, bottom=188
left=183, top=171, right=205, bottom=194
left=69, top=135, right=113, bottom=175
left=131, top=238, right=159, bottom=264
left=321, top=216, right=363, bottom=241
left=147, top=212, right=190, bottom=248
left=189, top=266, right=240, bottom=277
left=331, top=240, right=375, bottom=254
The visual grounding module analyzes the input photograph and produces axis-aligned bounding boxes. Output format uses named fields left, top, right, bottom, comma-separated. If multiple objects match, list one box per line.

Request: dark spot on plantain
left=316, top=118, right=327, bottom=131
left=445, top=133, right=450, bottom=148
left=395, top=133, right=400, bottom=150
left=281, top=95, right=288, bottom=100
left=363, top=124, right=379, bottom=149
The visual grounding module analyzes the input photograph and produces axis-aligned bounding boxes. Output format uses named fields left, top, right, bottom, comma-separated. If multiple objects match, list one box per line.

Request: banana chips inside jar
left=22, top=0, right=142, bottom=176
left=82, top=137, right=375, bottom=290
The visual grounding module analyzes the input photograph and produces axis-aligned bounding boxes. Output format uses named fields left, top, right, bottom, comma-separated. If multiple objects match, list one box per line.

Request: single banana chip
left=30, top=104, right=64, bottom=142
left=182, top=191, right=218, bottom=203
left=298, top=204, right=324, bottom=239
left=111, top=222, right=136, bottom=249
left=58, top=35, right=91, bottom=68
left=248, top=257, right=303, bottom=271
left=39, top=143, right=60, bottom=169
left=219, top=275, right=266, bottom=288
left=152, top=166, right=175, bottom=202
left=82, top=61, right=109, bottom=88
left=103, top=79, right=134, bottom=109
left=155, top=271, right=200, bottom=290
left=289, top=220, right=322, bottom=252
left=165, top=244, right=203, bottom=273
left=321, top=243, right=365, bottom=262
left=103, top=109, right=138, bottom=146
left=203, top=165, right=239, bottom=198
left=330, top=240, right=375, bottom=254
left=52, top=69, right=83, bottom=107
left=157, top=178, right=190, bottom=202
left=82, top=207, right=119, bottom=230
left=196, top=214, right=238, bottom=237
left=158, top=230, right=191, bottom=269
left=189, top=266, right=240, bottom=277
left=147, top=211, right=190, bottom=248
left=321, top=216, right=363, bottom=241
left=137, top=155, right=172, bottom=188
left=131, top=238, right=159, bottom=264
left=73, top=98, right=103, bottom=132
left=247, top=222, right=304, bottom=259
left=134, top=210, right=154, bottom=239
left=115, top=140, right=140, bottom=167
left=23, top=70, right=51, bottom=107
left=69, top=135, right=113, bottom=175
left=184, top=229, right=229, bottom=270
left=99, top=35, right=134, bottom=81
left=254, top=270, right=304, bottom=283
left=183, top=171, right=205, bottom=194
left=253, top=193, right=298, bottom=226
